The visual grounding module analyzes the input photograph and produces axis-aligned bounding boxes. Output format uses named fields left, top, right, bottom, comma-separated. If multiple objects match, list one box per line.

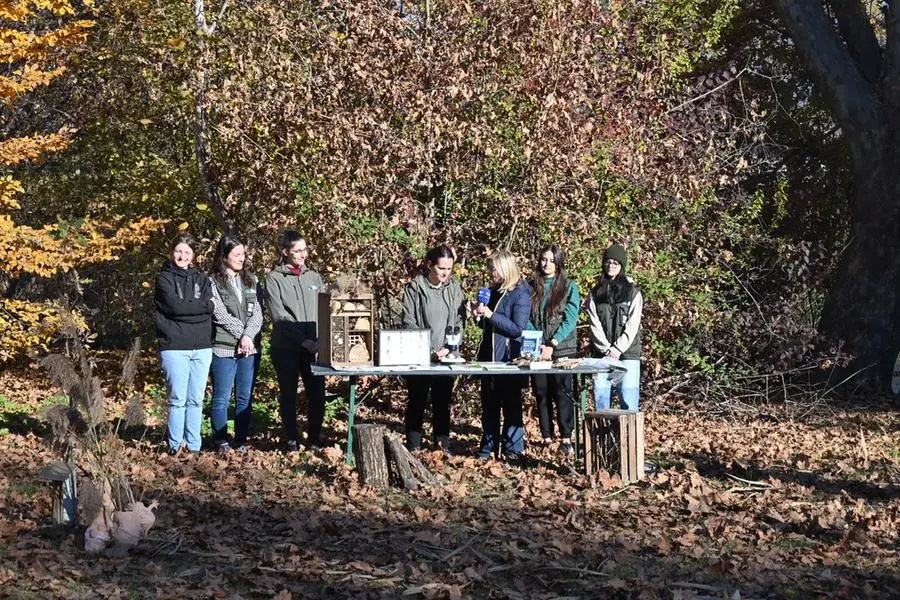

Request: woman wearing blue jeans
left=155, top=233, right=214, bottom=454
left=586, top=244, right=643, bottom=410
left=209, top=233, right=263, bottom=454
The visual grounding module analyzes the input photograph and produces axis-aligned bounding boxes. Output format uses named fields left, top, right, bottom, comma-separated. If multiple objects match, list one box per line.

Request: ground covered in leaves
left=1, top=365, right=899, bottom=599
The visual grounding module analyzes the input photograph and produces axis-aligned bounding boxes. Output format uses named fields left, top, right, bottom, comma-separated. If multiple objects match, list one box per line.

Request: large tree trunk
left=773, top=0, right=900, bottom=388
left=821, top=147, right=900, bottom=384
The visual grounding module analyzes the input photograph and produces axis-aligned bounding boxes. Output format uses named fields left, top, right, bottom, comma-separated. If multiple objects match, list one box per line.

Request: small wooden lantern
left=318, top=292, right=376, bottom=366
left=583, top=409, right=645, bottom=484
left=39, top=462, right=77, bottom=524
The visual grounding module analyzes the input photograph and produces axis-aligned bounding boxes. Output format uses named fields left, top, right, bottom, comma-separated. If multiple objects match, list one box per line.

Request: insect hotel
left=317, top=289, right=376, bottom=367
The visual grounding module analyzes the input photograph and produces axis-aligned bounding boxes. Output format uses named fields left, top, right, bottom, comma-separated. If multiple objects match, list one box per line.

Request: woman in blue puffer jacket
left=473, top=250, right=532, bottom=461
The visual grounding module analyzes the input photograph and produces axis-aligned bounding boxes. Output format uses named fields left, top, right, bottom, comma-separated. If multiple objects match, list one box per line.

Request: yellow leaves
left=0, top=1, right=78, bottom=23
left=0, top=175, right=24, bottom=208
left=0, top=214, right=165, bottom=279
left=0, top=64, right=65, bottom=101
left=0, top=127, right=73, bottom=166
left=0, top=20, right=94, bottom=63
left=0, top=298, right=87, bottom=363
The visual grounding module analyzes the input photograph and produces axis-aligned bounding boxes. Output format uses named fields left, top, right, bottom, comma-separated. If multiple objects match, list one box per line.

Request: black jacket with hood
left=154, top=261, right=214, bottom=351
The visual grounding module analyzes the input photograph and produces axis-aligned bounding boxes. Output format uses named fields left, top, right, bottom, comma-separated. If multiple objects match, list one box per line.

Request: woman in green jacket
left=265, top=230, right=326, bottom=451
left=528, top=244, right=580, bottom=456
left=401, top=245, right=466, bottom=452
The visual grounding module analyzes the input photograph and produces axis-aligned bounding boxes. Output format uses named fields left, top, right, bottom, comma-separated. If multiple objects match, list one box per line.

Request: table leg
left=345, top=376, right=358, bottom=466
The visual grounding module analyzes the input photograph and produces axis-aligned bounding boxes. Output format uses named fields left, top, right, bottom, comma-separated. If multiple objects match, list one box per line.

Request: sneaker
left=216, top=441, right=231, bottom=455
left=284, top=440, right=299, bottom=453
left=233, top=444, right=249, bottom=454
left=559, top=441, right=574, bottom=457
left=435, top=436, right=453, bottom=456
left=475, top=451, right=493, bottom=461
left=406, top=431, right=422, bottom=452
left=542, top=437, right=554, bottom=447
left=503, top=451, right=525, bottom=464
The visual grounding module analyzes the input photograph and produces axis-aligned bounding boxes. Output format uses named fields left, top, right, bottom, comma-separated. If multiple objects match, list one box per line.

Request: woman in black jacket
left=155, top=233, right=214, bottom=454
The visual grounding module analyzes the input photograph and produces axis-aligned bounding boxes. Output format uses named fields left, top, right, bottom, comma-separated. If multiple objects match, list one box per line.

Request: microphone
left=476, top=287, right=491, bottom=322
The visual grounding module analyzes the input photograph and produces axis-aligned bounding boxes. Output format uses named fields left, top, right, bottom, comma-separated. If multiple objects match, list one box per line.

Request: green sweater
left=265, top=264, right=324, bottom=350
left=528, top=276, right=580, bottom=357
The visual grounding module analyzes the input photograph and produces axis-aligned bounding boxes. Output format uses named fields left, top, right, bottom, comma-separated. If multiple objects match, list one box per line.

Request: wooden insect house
left=318, top=289, right=376, bottom=367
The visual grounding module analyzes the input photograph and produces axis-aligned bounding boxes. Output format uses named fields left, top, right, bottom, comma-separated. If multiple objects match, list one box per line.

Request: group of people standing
left=155, top=230, right=325, bottom=455
left=400, top=243, right=643, bottom=461
left=154, top=230, right=643, bottom=460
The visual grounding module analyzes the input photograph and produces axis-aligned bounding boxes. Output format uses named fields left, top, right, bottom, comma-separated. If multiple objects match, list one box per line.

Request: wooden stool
left=583, top=410, right=645, bottom=484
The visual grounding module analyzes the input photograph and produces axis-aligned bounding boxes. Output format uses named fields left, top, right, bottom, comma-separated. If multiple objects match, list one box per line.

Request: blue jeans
left=593, top=359, right=641, bottom=411
left=210, top=353, right=257, bottom=446
left=160, top=348, right=212, bottom=452
left=479, top=375, right=526, bottom=456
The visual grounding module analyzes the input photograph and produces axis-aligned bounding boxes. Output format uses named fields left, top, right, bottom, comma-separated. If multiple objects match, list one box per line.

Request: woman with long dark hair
left=401, top=245, right=466, bottom=452
left=586, top=243, right=643, bottom=410
left=209, top=233, right=263, bottom=453
left=265, top=230, right=325, bottom=451
left=473, top=250, right=532, bottom=461
left=528, top=244, right=580, bottom=455
left=154, top=233, right=214, bottom=455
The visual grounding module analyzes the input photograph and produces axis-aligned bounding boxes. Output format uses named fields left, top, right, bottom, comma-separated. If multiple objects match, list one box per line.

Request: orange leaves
left=0, top=127, right=73, bottom=166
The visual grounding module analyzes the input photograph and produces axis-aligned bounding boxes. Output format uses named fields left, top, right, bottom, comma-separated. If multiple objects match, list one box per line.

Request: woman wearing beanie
left=528, top=244, right=580, bottom=456
left=401, top=245, right=467, bottom=453
left=209, top=233, right=263, bottom=454
left=154, top=233, right=214, bottom=454
left=586, top=243, right=643, bottom=410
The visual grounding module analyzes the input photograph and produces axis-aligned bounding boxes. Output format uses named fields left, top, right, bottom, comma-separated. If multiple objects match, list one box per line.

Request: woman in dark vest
left=528, top=244, right=580, bottom=456
left=401, top=245, right=467, bottom=453
left=209, top=233, right=263, bottom=454
left=473, top=250, right=532, bottom=461
left=586, top=243, right=643, bottom=410
left=154, top=233, right=214, bottom=454
left=265, top=230, right=325, bottom=452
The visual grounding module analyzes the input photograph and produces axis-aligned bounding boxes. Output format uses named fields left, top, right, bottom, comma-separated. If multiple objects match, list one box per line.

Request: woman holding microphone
left=473, top=250, right=532, bottom=461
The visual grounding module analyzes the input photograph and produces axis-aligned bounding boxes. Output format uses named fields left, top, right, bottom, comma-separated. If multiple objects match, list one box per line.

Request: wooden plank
left=636, top=412, right=645, bottom=481
left=583, top=411, right=594, bottom=476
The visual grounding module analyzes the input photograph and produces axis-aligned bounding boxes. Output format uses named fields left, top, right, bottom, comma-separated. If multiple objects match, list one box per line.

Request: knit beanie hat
left=603, top=244, right=627, bottom=270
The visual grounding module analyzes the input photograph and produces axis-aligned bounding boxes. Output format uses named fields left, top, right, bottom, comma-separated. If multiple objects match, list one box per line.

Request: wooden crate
left=317, top=292, right=375, bottom=367
left=583, top=409, right=645, bottom=484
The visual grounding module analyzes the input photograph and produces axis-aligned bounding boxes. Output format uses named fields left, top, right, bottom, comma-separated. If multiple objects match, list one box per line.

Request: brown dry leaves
left=1, top=367, right=899, bottom=598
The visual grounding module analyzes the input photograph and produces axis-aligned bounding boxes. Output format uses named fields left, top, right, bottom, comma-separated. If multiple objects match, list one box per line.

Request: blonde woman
left=472, top=250, right=532, bottom=461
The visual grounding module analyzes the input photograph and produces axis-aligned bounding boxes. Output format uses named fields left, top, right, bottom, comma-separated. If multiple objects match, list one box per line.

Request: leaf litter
left=0, top=367, right=899, bottom=599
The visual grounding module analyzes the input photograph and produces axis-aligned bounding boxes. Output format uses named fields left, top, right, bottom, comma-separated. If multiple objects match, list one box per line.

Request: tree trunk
left=385, top=435, right=420, bottom=490
left=352, top=424, right=389, bottom=488
left=820, top=148, right=900, bottom=385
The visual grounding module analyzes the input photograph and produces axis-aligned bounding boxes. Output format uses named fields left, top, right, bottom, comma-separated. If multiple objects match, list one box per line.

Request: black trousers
left=532, top=373, right=574, bottom=439
left=404, top=376, right=453, bottom=439
left=271, top=346, right=326, bottom=445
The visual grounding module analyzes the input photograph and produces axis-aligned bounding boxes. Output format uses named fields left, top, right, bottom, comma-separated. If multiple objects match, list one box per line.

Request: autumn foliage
left=0, top=0, right=162, bottom=361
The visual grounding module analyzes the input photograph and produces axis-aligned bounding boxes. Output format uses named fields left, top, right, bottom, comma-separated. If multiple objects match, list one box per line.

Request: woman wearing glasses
left=586, top=243, right=643, bottom=410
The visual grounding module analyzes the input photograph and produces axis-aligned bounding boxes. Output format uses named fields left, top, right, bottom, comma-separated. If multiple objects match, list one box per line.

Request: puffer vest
left=593, top=285, right=641, bottom=360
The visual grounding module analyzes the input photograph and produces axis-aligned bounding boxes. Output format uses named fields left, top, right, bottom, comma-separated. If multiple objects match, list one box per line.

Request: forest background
left=3, top=2, right=900, bottom=599
left=2, top=0, right=871, bottom=398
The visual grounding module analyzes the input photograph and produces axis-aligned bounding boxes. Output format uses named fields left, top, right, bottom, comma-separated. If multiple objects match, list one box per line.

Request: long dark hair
left=531, top=244, right=570, bottom=318
left=212, top=233, right=254, bottom=287
left=276, top=229, right=305, bottom=265
left=592, top=262, right=633, bottom=305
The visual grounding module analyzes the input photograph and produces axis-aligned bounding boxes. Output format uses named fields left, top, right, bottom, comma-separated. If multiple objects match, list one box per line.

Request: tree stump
left=352, top=424, right=389, bottom=488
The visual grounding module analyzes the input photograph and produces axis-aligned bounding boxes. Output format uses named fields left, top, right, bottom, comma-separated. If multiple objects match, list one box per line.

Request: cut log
left=385, top=435, right=419, bottom=490
left=352, top=424, right=389, bottom=488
